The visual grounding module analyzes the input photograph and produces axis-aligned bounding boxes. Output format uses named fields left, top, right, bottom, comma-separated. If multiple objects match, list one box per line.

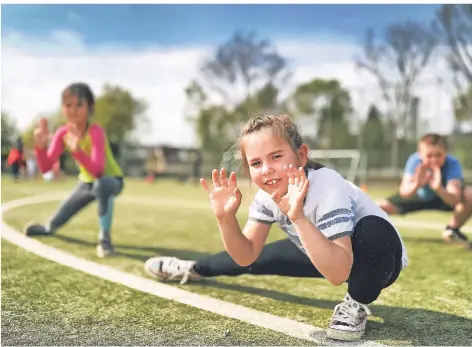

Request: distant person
left=144, top=113, right=408, bottom=342
left=6, top=143, right=25, bottom=180
left=23, top=82, right=125, bottom=258
left=378, top=133, right=472, bottom=247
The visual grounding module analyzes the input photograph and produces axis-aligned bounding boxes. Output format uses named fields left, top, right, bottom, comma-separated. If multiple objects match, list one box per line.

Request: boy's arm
left=434, top=159, right=463, bottom=207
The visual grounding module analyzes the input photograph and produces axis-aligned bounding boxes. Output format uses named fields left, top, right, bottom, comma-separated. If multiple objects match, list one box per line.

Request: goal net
left=307, top=149, right=366, bottom=185
left=220, top=149, right=367, bottom=185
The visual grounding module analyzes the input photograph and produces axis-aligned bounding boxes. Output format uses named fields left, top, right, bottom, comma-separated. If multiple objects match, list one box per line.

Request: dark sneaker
left=23, top=223, right=52, bottom=236
left=443, top=228, right=470, bottom=247
left=96, top=240, right=115, bottom=258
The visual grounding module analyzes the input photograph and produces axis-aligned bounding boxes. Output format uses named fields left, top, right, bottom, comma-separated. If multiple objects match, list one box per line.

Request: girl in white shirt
left=145, top=113, right=407, bottom=342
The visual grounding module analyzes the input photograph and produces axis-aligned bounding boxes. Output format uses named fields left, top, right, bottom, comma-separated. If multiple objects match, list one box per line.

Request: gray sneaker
left=23, top=223, right=52, bottom=236
left=96, top=240, right=115, bottom=258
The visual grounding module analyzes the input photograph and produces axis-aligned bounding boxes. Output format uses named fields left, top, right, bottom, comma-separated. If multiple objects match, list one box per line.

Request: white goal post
left=220, top=149, right=367, bottom=185
left=307, top=149, right=367, bottom=185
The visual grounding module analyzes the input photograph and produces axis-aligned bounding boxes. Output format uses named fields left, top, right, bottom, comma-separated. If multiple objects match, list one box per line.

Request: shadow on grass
left=54, top=234, right=211, bottom=261
left=55, top=234, right=472, bottom=346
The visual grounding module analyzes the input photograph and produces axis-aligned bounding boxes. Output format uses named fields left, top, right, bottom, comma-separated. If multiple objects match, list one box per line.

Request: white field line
left=1, top=194, right=387, bottom=347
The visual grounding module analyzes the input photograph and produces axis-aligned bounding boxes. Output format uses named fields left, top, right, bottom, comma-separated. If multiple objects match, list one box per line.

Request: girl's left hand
left=271, top=164, right=310, bottom=222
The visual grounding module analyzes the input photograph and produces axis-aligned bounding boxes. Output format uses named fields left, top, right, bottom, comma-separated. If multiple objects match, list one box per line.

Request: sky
left=2, top=3, right=459, bottom=148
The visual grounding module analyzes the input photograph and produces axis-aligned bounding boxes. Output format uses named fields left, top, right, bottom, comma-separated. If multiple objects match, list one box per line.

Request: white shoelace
left=160, top=257, right=196, bottom=284
left=332, top=297, right=372, bottom=327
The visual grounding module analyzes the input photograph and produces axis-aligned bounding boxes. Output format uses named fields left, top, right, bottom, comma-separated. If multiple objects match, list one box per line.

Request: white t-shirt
left=248, top=167, right=409, bottom=268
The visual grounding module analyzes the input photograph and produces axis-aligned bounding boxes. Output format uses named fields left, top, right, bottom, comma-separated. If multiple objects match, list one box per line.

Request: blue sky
left=2, top=4, right=440, bottom=47
left=2, top=4, right=454, bottom=147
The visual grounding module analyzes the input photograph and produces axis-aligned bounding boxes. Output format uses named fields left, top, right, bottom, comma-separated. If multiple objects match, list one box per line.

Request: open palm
left=201, top=168, right=242, bottom=219
left=271, top=165, right=310, bottom=222
left=428, top=166, right=442, bottom=191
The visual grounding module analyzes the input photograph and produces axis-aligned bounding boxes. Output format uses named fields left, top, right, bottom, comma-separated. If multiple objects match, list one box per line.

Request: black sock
left=446, top=225, right=459, bottom=232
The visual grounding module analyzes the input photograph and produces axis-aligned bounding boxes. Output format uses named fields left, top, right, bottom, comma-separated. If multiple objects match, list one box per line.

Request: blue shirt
left=404, top=153, right=464, bottom=200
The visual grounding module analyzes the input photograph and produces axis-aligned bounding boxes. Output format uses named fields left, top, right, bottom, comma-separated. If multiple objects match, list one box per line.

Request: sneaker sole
left=143, top=260, right=203, bottom=283
left=326, top=327, right=365, bottom=341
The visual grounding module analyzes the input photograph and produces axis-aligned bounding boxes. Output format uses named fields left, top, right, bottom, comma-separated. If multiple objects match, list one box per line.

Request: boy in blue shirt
left=378, top=133, right=472, bottom=246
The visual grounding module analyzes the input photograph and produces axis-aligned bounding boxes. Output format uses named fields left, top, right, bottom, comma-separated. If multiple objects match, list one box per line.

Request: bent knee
left=93, top=177, right=119, bottom=196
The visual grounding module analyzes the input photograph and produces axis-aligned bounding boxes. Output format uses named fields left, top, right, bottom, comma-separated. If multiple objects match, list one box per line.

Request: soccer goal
left=220, top=149, right=367, bottom=186
left=307, top=149, right=367, bottom=185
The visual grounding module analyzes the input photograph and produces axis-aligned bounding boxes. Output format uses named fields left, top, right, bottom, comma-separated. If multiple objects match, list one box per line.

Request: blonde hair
left=234, top=113, right=322, bottom=175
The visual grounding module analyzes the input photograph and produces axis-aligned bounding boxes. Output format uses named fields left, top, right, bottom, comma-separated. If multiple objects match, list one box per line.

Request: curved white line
left=1, top=194, right=386, bottom=346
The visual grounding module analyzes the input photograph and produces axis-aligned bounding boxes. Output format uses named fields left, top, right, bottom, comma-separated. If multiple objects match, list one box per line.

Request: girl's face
left=243, top=128, right=308, bottom=197
left=62, top=94, right=89, bottom=128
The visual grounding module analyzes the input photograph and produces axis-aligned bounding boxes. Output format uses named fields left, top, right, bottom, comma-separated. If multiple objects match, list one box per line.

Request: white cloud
left=1, top=30, right=462, bottom=148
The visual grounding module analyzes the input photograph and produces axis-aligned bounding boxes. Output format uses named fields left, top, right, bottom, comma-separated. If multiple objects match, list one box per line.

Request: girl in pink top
left=23, top=82, right=124, bottom=258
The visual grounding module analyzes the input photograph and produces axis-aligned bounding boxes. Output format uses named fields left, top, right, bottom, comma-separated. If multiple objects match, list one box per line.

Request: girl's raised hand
left=201, top=168, right=242, bottom=219
left=271, top=164, right=309, bottom=222
left=33, top=118, right=50, bottom=149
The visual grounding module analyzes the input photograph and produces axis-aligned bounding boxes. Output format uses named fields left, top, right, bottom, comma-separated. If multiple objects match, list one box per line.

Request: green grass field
left=2, top=176, right=472, bottom=346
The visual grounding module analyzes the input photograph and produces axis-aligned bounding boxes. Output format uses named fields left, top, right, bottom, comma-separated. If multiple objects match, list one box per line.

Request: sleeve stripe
left=317, top=208, right=351, bottom=223
left=317, top=216, right=354, bottom=231
left=327, top=230, right=354, bottom=241
left=248, top=217, right=274, bottom=225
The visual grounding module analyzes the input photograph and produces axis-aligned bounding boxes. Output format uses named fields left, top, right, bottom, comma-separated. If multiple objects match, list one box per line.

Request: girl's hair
left=237, top=113, right=323, bottom=175
left=61, top=82, right=95, bottom=115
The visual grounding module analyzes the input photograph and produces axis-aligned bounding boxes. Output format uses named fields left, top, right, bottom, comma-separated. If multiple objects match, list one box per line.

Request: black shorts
left=387, top=193, right=453, bottom=214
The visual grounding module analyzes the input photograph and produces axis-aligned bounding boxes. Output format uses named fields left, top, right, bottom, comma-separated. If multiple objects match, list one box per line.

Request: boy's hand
left=414, top=163, right=430, bottom=186
left=428, top=165, right=442, bottom=191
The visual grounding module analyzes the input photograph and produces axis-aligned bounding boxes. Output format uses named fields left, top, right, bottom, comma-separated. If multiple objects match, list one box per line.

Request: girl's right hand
left=33, top=118, right=50, bottom=149
left=201, top=168, right=242, bottom=219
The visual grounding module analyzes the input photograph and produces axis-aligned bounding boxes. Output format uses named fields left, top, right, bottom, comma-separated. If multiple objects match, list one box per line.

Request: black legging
left=193, top=215, right=403, bottom=305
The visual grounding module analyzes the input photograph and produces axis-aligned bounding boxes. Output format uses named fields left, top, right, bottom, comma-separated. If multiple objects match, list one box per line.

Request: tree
left=360, top=105, right=389, bottom=168
left=288, top=79, right=355, bottom=149
left=187, top=31, right=290, bottom=165
left=1, top=112, right=18, bottom=157
left=94, top=84, right=148, bottom=144
left=453, top=84, right=472, bottom=122
left=356, top=21, right=437, bottom=171
left=434, top=5, right=472, bottom=83
left=198, top=31, right=289, bottom=113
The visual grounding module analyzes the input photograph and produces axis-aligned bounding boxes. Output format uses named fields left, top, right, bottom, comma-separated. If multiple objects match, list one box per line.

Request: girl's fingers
left=271, top=190, right=281, bottom=204
left=229, top=171, right=238, bottom=188
left=292, top=166, right=301, bottom=186
left=299, top=166, right=307, bottom=180
left=211, top=169, right=221, bottom=188
left=39, top=118, right=48, bottom=132
left=219, top=167, right=228, bottom=187
left=300, top=179, right=310, bottom=197
left=285, top=164, right=295, bottom=185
